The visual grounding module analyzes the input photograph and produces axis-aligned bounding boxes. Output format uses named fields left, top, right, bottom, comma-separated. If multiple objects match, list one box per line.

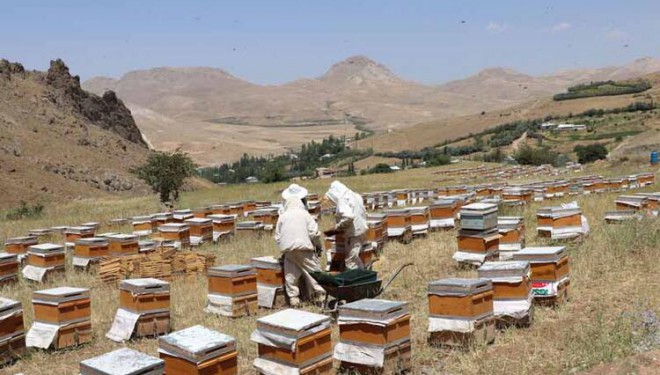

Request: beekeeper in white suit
left=324, top=180, right=368, bottom=270
left=275, top=184, right=326, bottom=306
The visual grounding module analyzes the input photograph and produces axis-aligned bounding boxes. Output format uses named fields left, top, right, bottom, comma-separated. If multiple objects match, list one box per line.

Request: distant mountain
left=83, top=55, right=660, bottom=164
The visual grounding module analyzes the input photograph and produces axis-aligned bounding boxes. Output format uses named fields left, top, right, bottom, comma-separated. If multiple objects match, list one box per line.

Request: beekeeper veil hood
left=325, top=180, right=350, bottom=204
left=282, top=196, right=307, bottom=212
left=281, top=183, right=308, bottom=201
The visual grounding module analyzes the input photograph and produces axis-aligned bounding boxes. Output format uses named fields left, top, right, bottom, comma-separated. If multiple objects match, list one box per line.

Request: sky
left=2, top=0, right=660, bottom=84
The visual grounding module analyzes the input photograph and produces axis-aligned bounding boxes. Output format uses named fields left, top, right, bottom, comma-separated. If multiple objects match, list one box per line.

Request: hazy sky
left=2, top=0, right=659, bottom=84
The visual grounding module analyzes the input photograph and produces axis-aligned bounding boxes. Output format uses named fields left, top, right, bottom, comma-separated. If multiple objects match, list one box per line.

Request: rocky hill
left=0, top=59, right=151, bottom=209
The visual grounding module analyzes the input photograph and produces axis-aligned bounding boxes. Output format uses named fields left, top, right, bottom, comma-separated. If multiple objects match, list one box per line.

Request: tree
left=574, top=144, right=608, bottom=164
left=514, top=144, right=558, bottom=166
left=132, top=151, right=197, bottom=203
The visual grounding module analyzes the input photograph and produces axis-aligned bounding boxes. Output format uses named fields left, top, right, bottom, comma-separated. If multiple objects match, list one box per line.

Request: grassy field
left=1, top=163, right=659, bottom=374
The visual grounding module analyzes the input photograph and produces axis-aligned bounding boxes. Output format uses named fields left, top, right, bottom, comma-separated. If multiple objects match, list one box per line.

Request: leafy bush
left=574, top=144, right=608, bottom=164
left=5, top=200, right=44, bottom=220
left=514, top=144, right=558, bottom=166
left=483, top=148, right=506, bottom=163
left=554, top=80, right=651, bottom=101
left=132, top=151, right=197, bottom=203
left=367, top=163, right=394, bottom=174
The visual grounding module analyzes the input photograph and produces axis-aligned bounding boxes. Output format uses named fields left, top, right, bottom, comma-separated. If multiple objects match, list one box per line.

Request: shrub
left=367, top=163, right=394, bottom=174
left=132, top=150, right=197, bottom=203
left=574, top=144, right=608, bottom=164
left=514, top=144, right=558, bottom=166
left=5, top=200, right=44, bottom=220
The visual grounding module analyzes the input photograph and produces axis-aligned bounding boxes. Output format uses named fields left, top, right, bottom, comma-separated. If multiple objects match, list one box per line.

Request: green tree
left=132, top=151, right=197, bottom=203
left=574, top=144, right=608, bottom=164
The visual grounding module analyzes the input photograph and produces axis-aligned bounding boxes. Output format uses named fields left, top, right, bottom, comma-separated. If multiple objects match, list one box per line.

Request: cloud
left=486, top=22, right=509, bottom=33
left=605, top=28, right=629, bottom=41
left=549, top=22, right=571, bottom=33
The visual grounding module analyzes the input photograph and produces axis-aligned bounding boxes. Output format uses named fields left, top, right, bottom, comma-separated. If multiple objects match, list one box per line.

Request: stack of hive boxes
left=383, top=209, right=412, bottom=244
left=26, top=287, right=92, bottom=350
left=427, top=278, right=495, bottom=347
left=0, top=253, right=19, bottom=285
left=536, top=203, right=585, bottom=240
left=185, top=218, right=213, bottom=246
left=513, top=246, right=570, bottom=306
left=250, top=256, right=286, bottom=309
left=366, top=213, right=387, bottom=253
left=501, top=187, right=532, bottom=206
left=64, top=226, right=95, bottom=248
left=107, top=278, right=171, bottom=342
left=107, top=234, right=140, bottom=256
left=0, top=297, right=25, bottom=366
left=251, top=207, right=280, bottom=231
left=80, top=348, right=165, bottom=375
left=22, top=243, right=65, bottom=282
left=158, top=325, right=238, bottom=374
left=453, top=203, right=500, bottom=266
left=497, top=216, right=525, bottom=260
left=133, top=215, right=156, bottom=236
left=429, top=199, right=458, bottom=230
left=206, top=265, right=258, bottom=318
left=252, top=309, right=333, bottom=375
left=478, top=261, right=533, bottom=327
left=158, top=223, right=190, bottom=249
left=334, top=299, right=411, bottom=374
left=208, top=214, right=236, bottom=241
left=3, top=236, right=37, bottom=263
left=73, top=237, right=109, bottom=269
left=409, top=206, right=430, bottom=236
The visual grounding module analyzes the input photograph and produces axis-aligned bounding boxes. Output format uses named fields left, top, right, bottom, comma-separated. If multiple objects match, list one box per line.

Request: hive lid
left=96, top=232, right=120, bottom=238
left=76, top=237, right=109, bottom=246
left=384, top=209, right=410, bottom=216
left=537, top=206, right=582, bottom=218
left=34, top=287, right=89, bottom=303
left=250, top=256, right=282, bottom=270
left=0, top=252, right=18, bottom=262
left=428, top=278, right=492, bottom=296
left=29, top=243, right=64, bottom=254
left=339, top=299, right=408, bottom=321
left=478, top=261, right=530, bottom=278
left=151, top=212, right=173, bottom=220
left=0, top=297, right=21, bottom=315
left=257, top=308, right=331, bottom=334
left=604, top=210, right=639, bottom=221
left=184, top=218, right=212, bottom=225
left=80, top=348, right=164, bottom=375
left=460, top=203, right=498, bottom=216
left=367, top=213, right=387, bottom=220
left=107, top=234, right=138, bottom=242
left=158, top=325, right=235, bottom=363
left=236, top=221, right=264, bottom=229
left=513, top=246, right=566, bottom=263
left=207, top=214, right=235, bottom=221
left=208, top=264, right=256, bottom=278
left=408, top=206, right=429, bottom=214
left=457, top=228, right=500, bottom=241
left=65, top=226, right=95, bottom=233
left=28, top=228, right=52, bottom=236
left=132, top=215, right=154, bottom=222
left=158, top=223, right=189, bottom=232
left=121, top=278, right=170, bottom=294
left=430, top=199, right=457, bottom=207
left=80, top=222, right=101, bottom=228
left=4, top=236, right=38, bottom=245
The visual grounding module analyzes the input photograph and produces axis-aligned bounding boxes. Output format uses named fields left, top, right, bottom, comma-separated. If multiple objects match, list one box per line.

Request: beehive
left=383, top=209, right=412, bottom=241
left=80, top=348, right=165, bottom=375
left=429, top=199, right=458, bottom=229
left=536, top=205, right=583, bottom=239
left=251, top=208, right=279, bottom=231
left=208, top=214, right=236, bottom=241
left=0, top=297, right=25, bottom=366
left=241, top=200, right=257, bottom=215
left=478, top=261, right=533, bottom=326
left=335, top=299, right=411, bottom=374
left=235, top=221, right=265, bottom=234
left=133, top=215, right=156, bottom=236
left=210, top=204, right=230, bottom=215
left=513, top=246, right=570, bottom=306
left=192, top=206, right=213, bottom=218
left=159, top=325, right=238, bottom=375
left=501, top=187, right=533, bottom=205
left=227, top=203, right=244, bottom=217
left=615, top=195, right=648, bottom=211
left=4, top=236, right=38, bottom=255
left=152, top=212, right=174, bottom=227
left=207, top=265, right=258, bottom=317
left=252, top=309, right=332, bottom=373
left=408, top=206, right=430, bottom=235
left=427, top=278, right=495, bottom=347
left=604, top=210, right=640, bottom=224
left=455, top=229, right=500, bottom=254
left=460, top=203, right=498, bottom=231
left=107, top=234, right=140, bottom=256
left=64, top=226, right=95, bottom=245
left=366, top=214, right=387, bottom=252
left=73, top=237, right=109, bottom=268
left=185, top=218, right=213, bottom=246
left=0, top=253, right=19, bottom=285
left=250, top=256, right=284, bottom=288
left=392, top=189, right=409, bottom=207
left=307, top=201, right=322, bottom=218
left=158, top=223, right=190, bottom=248
left=172, top=209, right=194, bottom=223
left=23, top=243, right=65, bottom=282
left=497, top=216, right=525, bottom=259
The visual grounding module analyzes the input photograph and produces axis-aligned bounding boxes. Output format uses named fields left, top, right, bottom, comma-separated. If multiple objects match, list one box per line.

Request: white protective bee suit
left=274, top=197, right=326, bottom=306
left=325, top=181, right=369, bottom=270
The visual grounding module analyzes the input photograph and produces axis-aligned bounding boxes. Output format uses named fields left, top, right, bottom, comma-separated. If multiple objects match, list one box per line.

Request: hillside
left=83, top=56, right=660, bottom=165
left=0, top=59, right=152, bottom=209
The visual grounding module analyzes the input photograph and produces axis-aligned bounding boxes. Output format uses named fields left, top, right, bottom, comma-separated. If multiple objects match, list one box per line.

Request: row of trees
left=553, top=80, right=651, bottom=101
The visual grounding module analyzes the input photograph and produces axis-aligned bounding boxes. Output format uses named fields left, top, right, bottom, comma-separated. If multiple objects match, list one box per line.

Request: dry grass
left=1, top=165, right=659, bottom=374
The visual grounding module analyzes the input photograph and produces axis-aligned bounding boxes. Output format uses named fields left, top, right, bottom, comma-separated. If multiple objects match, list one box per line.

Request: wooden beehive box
left=210, top=204, right=230, bottom=215
left=428, top=278, right=493, bottom=319
left=512, top=247, right=569, bottom=283
left=107, top=234, right=139, bottom=256
left=604, top=210, right=639, bottom=224
left=235, top=221, right=265, bottom=233
left=537, top=206, right=582, bottom=229
left=172, top=209, right=194, bottom=223
left=33, top=287, right=91, bottom=325
left=192, top=206, right=213, bottom=218
left=251, top=208, right=279, bottom=230
left=135, top=311, right=171, bottom=338
left=615, top=195, right=648, bottom=211
left=208, top=265, right=257, bottom=296
left=606, top=178, right=624, bottom=191
left=250, top=256, right=284, bottom=288
left=159, top=325, right=237, bottom=375
left=307, top=201, right=322, bottom=217
left=27, top=243, right=65, bottom=268
left=133, top=216, right=156, bottom=234
left=27, top=228, right=53, bottom=239
left=409, top=206, right=430, bottom=234
left=185, top=218, right=213, bottom=242
left=0, top=297, right=24, bottom=342
left=158, top=223, right=190, bottom=247
left=65, top=226, right=95, bottom=243
left=120, top=278, right=170, bottom=314
left=227, top=203, right=244, bottom=217
left=241, top=200, right=257, bottom=214
left=208, top=214, right=236, bottom=236
left=152, top=212, right=174, bottom=227
left=4, top=236, right=38, bottom=255
left=478, top=261, right=531, bottom=300
left=338, top=299, right=410, bottom=347
left=460, top=203, right=498, bottom=231
left=0, top=253, right=19, bottom=284
left=430, top=199, right=458, bottom=219
left=457, top=229, right=500, bottom=254
left=253, top=309, right=332, bottom=367
left=80, top=348, right=165, bottom=375
left=74, top=237, right=109, bottom=259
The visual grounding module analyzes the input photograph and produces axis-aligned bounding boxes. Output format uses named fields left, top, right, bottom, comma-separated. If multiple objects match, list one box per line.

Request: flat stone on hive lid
left=256, top=308, right=330, bottom=336
left=158, top=325, right=235, bottom=363
left=80, top=348, right=164, bottom=375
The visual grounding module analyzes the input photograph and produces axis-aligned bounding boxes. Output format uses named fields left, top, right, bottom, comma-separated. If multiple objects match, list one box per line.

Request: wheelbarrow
left=311, top=262, right=413, bottom=313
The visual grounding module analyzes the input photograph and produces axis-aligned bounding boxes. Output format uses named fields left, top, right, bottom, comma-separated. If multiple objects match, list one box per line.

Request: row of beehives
left=431, top=164, right=560, bottom=179
left=604, top=192, right=660, bottom=223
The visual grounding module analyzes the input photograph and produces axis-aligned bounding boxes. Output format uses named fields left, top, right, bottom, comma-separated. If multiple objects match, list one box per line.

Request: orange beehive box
left=338, top=299, right=410, bottom=346
left=193, top=206, right=213, bottom=218
left=253, top=309, right=332, bottom=368
left=250, top=256, right=284, bottom=288
left=33, top=287, right=91, bottom=325
left=0, top=253, right=19, bottom=280
left=159, top=325, right=238, bottom=375
left=152, top=212, right=174, bottom=227
left=210, top=204, right=230, bottom=215
left=27, top=243, right=65, bottom=268
left=615, top=195, right=648, bottom=211
left=241, top=200, right=257, bottom=214
left=73, top=237, right=109, bottom=258
left=56, top=320, right=93, bottom=348
left=120, top=278, right=170, bottom=314
left=133, top=215, right=156, bottom=234
left=478, top=261, right=532, bottom=300
left=4, top=236, right=38, bottom=255
left=0, top=298, right=24, bottom=340
left=251, top=208, right=279, bottom=230
left=208, top=214, right=236, bottom=235
left=457, top=229, right=500, bottom=254
left=81, top=348, right=165, bottom=375
left=208, top=265, right=257, bottom=296
left=429, top=199, right=458, bottom=219
left=107, top=234, right=139, bottom=256
left=64, top=226, right=95, bottom=243
left=536, top=206, right=582, bottom=228
left=158, top=223, right=191, bottom=247
left=172, top=209, right=194, bottom=223
left=134, top=311, right=171, bottom=338
left=428, top=278, right=493, bottom=319
left=227, top=203, right=244, bottom=216
left=185, top=218, right=213, bottom=241
left=513, top=247, right=569, bottom=283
